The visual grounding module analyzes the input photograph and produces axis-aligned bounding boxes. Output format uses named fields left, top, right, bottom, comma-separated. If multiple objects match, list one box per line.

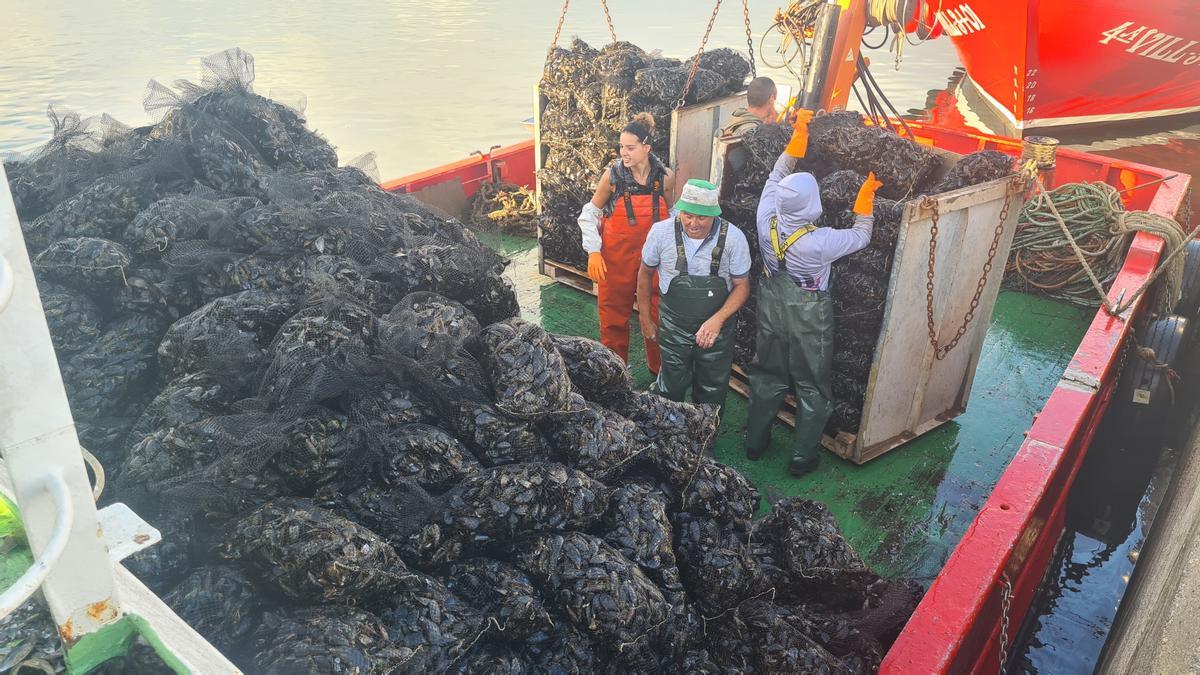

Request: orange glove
left=587, top=252, right=607, bottom=283
left=784, top=109, right=815, bottom=158
left=853, top=172, right=884, bottom=216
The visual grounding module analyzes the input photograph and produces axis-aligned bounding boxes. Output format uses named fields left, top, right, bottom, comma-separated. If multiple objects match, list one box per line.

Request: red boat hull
left=941, top=0, right=1200, bottom=128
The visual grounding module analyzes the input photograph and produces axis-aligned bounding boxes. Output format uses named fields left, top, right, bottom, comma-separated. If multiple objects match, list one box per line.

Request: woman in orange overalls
left=577, top=113, right=674, bottom=374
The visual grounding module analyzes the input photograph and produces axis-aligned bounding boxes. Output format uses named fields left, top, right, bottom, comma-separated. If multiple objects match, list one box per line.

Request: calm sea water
left=0, top=0, right=962, bottom=177
left=2, top=1, right=1197, bottom=671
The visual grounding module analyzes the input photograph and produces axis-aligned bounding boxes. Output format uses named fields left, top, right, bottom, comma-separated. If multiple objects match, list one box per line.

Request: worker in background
left=578, top=113, right=674, bottom=373
left=637, top=179, right=751, bottom=410
left=744, top=110, right=883, bottom=477
left=722, top=77, right=779, bottom=137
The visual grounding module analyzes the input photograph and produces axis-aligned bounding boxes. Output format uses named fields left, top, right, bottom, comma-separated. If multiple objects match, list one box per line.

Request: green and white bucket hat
left=674, top=179, right=722, bottom=217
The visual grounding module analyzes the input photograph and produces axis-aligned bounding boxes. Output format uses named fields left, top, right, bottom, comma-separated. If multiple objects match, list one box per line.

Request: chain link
left=676, top=0, right=725, bottom=110
left=742, top=0, right=757, bottom=78
left=925, top=177, right=1017, bottom=360
left=998, top=571, right=1012, bottom=674
left=600, top=0, right=618, bottom=43
left=548, top=0, right=571, bottom=54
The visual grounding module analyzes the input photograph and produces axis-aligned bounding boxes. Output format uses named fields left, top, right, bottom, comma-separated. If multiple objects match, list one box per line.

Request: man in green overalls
left=636, top=179, right=751, bottom=409
left=744, top=111, right=883, bottom=476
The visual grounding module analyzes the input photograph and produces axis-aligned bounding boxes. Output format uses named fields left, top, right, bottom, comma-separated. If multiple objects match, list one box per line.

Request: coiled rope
left=1007, top=181, right=1193, bottom=316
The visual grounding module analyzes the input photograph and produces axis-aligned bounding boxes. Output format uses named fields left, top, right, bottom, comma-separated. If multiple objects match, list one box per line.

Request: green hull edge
left=65, top=614, right=190, bottom=674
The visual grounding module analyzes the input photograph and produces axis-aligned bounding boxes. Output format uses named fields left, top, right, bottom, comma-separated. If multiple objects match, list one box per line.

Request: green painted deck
left=486, top=232, right=1091, bottom=580
left=0, top=496, right=30, bottom=594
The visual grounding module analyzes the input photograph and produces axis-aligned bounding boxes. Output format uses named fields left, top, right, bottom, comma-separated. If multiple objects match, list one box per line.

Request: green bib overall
left=745, top=217, right=834, bottom=465
left=651, top=219, right=736, bottom=409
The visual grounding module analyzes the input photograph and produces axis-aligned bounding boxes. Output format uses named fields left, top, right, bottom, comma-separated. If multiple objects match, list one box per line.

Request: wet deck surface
left=487, top=232, right=1092, bottom=579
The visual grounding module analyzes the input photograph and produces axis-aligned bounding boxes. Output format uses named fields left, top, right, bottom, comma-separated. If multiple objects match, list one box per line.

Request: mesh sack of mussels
left=221, top=497, right=406, bottom=605
left=253, top=605, right=407, bottom=674
left=5, top=48, right=928, bottom=673
left=7, top=48, right=520, bottom=463
left=538, top=39, right=751, bottom=268
left=162, top=564, right=264, bottom=656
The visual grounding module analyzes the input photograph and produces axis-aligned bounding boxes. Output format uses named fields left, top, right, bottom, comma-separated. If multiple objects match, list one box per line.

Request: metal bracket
left=97, top=503, right=161, bottom=563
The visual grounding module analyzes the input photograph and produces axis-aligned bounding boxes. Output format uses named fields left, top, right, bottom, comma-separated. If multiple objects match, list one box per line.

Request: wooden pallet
left=727, top=363, right=796, bottom=427
left=542, top=258, right=596, bottom=295
left=539, top=257, right=649, bottom=316
left=727, top=363, right=862, bottom=461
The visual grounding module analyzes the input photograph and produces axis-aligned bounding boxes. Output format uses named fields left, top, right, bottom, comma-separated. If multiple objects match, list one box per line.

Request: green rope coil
left=1006, top=182, right=1187, bottom=315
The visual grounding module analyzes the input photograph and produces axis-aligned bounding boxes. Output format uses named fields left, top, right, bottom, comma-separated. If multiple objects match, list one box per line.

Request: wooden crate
left=712, top=136, right=1024, bottom=463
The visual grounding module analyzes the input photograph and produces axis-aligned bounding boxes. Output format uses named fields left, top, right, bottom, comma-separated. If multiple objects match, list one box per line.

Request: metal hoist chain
left=924, top=177, right=1017, bottom=360
left=600, top=0, right=618, bottom=43
left=548, top=0, right=571, bottom=54
left=742, top=0, right=757, bottom=77
left=998, top=571, right=1013, bottom=674
left=677, top=0, right=725, bottom=110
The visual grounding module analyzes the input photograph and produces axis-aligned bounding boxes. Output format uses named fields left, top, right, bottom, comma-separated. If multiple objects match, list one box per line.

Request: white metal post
left=0, top=165, right=123, bottom=641
left=0, top=164, right=239, bottom=672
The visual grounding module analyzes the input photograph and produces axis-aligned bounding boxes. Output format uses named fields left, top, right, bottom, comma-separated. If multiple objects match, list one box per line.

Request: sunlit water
left=2, top=2, right=1197, bottom=671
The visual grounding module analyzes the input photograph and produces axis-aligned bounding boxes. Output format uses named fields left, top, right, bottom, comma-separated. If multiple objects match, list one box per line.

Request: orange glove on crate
left=587, top=251, right=608, bottom=283
left=784, top=109, right=815, bottom=158
left=854, top=172, right=884, bottom=216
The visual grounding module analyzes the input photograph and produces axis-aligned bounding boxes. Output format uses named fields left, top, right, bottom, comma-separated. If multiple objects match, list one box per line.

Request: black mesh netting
left=365, top=422, right=481, bottom=492
left=542, top=393, right=650, bottom=478
left=477, top=318, right=574, bottom=418
left=550, top=333, right=636, bottom=409
left=445, top=557, right=554, bottom=641
left=253, top=605, right=406, bottom=674
left=221, top=497, right=405, bottom=605
left=538, top=40, right=749, bottom=268
left=123, top=193, right=233, bottom=256
left=599, top=482, right=681, bottom=590
left=162, top=564, right=263, bottom=656
left=513, top=531, right=670, bottom=663
left=33, top=236, right=132, bottom=288
left=932, top=149, right=1014, bottom=194
left=378, top=571, right=491, bottom=672
left=5, top=47, right=929, bottom=672
left=436, top=462, right=611, bottom=545
left=38, top=281, right=103, bottom=356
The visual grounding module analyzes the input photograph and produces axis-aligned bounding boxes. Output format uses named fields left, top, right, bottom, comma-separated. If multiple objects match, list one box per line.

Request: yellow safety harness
left=769, top=215, right=816, bottom=262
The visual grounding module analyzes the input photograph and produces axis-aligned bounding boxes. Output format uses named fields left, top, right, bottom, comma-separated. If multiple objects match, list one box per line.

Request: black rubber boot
left=788, top=454, right=819, bottom=477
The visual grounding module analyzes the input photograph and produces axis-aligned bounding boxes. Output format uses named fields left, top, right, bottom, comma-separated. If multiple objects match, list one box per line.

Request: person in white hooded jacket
left=743, top=109, right=883, bottom=476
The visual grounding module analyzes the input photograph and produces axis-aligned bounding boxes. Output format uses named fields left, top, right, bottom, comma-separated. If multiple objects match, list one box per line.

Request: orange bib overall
left=598, top=166, right=666, bottom=374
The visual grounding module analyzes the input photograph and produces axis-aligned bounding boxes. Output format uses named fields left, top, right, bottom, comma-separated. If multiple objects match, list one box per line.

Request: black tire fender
left=1112, top=315, right=1189, bottom=435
